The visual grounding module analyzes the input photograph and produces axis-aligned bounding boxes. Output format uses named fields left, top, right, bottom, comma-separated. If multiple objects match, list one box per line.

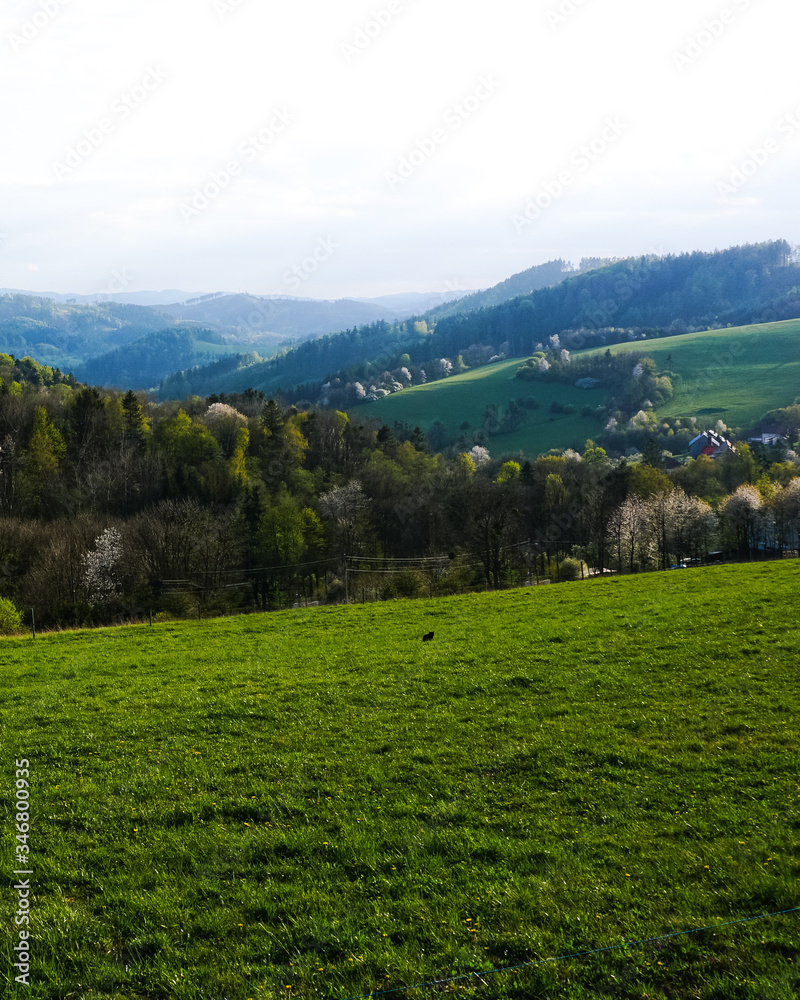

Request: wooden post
left=149, top=608, right=153, bottom=626
left=31, top=609, right=36, bottom=639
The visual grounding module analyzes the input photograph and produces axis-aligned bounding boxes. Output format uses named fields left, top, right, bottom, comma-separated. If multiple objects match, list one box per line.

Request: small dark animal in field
left=422, top=631, right=434, bottom=642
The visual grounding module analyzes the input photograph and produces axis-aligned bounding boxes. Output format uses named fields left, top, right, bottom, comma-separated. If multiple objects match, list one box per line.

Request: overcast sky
left=1, top=0, right=797, bottom=299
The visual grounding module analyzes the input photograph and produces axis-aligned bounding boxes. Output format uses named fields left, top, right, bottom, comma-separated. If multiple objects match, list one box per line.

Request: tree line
left=1, top=363, right=798, bottom=632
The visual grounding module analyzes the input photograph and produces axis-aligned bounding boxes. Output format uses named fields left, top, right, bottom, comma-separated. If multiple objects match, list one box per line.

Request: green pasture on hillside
left=1, top=561, right=799, bottom=999
left=361, top=320, right=800, bottom=458
left=607, top=318, right=800, bottom=430
left=362, top=359, right=599, bottom=458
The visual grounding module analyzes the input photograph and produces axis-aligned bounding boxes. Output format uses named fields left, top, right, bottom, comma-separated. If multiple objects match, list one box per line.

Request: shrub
left=0, top=598, right=24, bottom=634
left=381, top=570, right=424, bottom=600
left=559, top=557, right=583, bottom=581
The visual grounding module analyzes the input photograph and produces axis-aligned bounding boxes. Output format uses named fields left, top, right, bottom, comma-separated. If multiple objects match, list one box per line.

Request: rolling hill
left=361, top=319, right=800, bottom=457
left=74, top=327, right=276, bottom=390
left=605, top=319, right=800, bottom=431
left=157, top=241, right=800, bottom=405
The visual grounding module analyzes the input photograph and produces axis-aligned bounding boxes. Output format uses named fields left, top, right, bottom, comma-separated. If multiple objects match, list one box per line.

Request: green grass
left=2, top=561, right=799, bottom=999
left=361, top=319, right=800, bottom=457
left=607, top=318, right=800, bottom=430
left=361, top=359, right=599, bottom=457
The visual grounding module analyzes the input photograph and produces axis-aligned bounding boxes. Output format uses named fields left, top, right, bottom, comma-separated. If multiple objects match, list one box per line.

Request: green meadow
left=362, top=359, right=599, bottom=457
left=607, top=318, right=800, bottom=430
left=362, top=319, right=800, bottom=457
left=1, top=561, right=799, bottom=999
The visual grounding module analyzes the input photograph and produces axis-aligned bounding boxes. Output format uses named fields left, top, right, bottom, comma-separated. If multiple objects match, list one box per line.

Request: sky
left=1, top=0, right=798, bottom=299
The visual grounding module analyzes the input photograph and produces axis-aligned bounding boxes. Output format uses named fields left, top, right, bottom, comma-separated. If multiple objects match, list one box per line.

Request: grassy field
left=1, top=561, right=799, bottom=999
left=607, top=318, right=800, bottom=431
left=361, top=319, right=800, bottom=458
left=361, top=358, right=599, bottom=458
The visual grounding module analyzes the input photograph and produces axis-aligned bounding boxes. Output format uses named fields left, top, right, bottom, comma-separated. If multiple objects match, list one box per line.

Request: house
left=747, top=424, right=790, bottom=447
left=688, top=430, right=737, bottom=460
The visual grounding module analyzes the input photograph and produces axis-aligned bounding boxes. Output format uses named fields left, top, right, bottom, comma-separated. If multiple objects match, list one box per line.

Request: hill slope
left=2, top=561, right=798, bottom=998
left=605, top=318, right=800, bottom=430
left=75, top=327, right=278, bottom=390
left=156, top=240, right=800, bottom=403
left=362, top=319, right=800, bottom=456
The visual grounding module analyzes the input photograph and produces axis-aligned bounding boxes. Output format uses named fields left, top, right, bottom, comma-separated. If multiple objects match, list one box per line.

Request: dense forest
left=1, top=351, right=798, bottom=633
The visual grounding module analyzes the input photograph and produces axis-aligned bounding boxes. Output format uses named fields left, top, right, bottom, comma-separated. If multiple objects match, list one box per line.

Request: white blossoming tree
left=720, top=484, right=763, bottom=557
left=83, top=527, right=123, bottom=606
left=469, top=445, right=491, bottom=467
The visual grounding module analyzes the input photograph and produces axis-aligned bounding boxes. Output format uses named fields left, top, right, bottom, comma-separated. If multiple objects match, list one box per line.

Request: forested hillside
left=0, top=295, right=174, bottom=370
left=76, top=328, right=262, bottom=390
left=423, top=257, right=574, bottom=320
left=0, top=292, right=401, bottom=388
left=158, top=241, right=800, bottom=404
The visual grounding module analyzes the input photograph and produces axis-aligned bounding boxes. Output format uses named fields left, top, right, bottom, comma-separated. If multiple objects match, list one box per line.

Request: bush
left=559, top=557, right=583, bottom=582
left=381, top=570, right=424, bottom=600
left=0, top=598, right=24, bottom=634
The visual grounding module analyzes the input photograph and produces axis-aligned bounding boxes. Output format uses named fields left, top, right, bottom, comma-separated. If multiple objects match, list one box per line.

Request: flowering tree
left=469, top=445, right=490, bottom=467
left=608, top=496, right=651, bottom=573
left=647, top=488, right=716, bottom=569
left=720, top=484, right=762, bottom=557
left=204, top=403, right=248, bottom=458
left=83, top=527, right=123, bottom=606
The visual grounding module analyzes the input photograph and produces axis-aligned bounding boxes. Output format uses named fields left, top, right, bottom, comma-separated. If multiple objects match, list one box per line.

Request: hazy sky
left=1, top=0, right=797, bottom=298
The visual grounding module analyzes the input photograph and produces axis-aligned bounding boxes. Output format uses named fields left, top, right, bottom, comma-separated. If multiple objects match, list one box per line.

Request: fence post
left=31, top=608, right=36, bottom=639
